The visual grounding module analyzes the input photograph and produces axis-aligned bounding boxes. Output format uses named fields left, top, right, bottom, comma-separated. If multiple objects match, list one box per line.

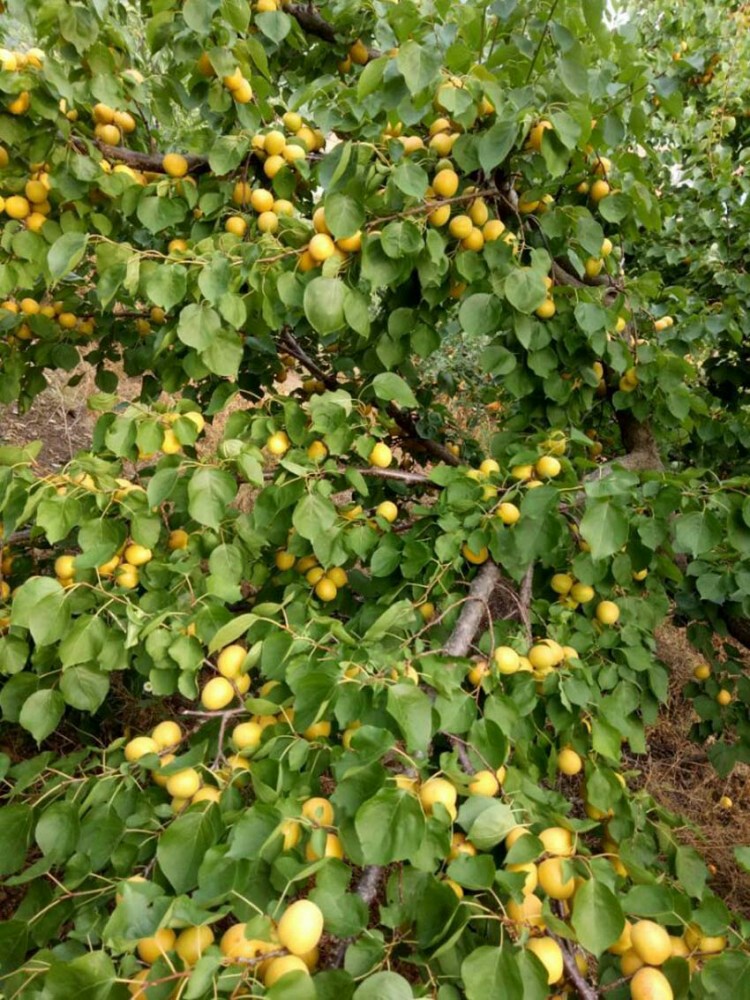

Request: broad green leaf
left=19, top=689, right=65, bottom=743
left=386, top=685, right=433, bottom=753
left=48, top=232, right=88, bottom=282
left=187, top=468, right=238, bottom=529
left=0, top=804, right=33, bottom=875
left=504, top=269, right=548, bottom=314
left=304, top=277, right=346, bottom=334
left=570, top=879, right=624, bottom=956
left=157, top=808, right=223, bottom=893
left=478, top=121, right=517, bottom=173
left=372, top=373, right=418, bottom=409
left=60, top=666, right=110, bottom=713
left=461, top=947, right=523, bottom=1000
left=324, top=193, right=364, bottom=239
left=580, top=501, right=629, bottom=559
left=293, top=493, right=337, bottom=540
left=673, top=510, right=723, bottom=558
left=397, top=41, right=441, bottom=95
left=355, top=789, right=426, bottom=864
left=459, top=293, right=503, bottom=336
left=354, top=972, right=414, bottom=999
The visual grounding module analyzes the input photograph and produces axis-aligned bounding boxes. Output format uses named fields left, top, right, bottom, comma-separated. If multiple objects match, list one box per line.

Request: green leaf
left=294, top=493, right=337, bottom=540
left=60, top=666, right=110, bottom=713
left=397, top=41, right=441, bottom=95
left=304, top=277, right=346, bottom=334
left=353, top=972, right=413, bottom=999
left=462, top=800, right=515, bottom=851
left=355, top=789, right=426, bottom=864
left=11, top=577, right=70, bottom=647
left=324, top=193, right=364, bottom=239
left=570, top=879, right=624, bottom=956
left=0, top=920, right=28, bottom=979
left=675, top=845, right=708, bottom=899
left=386, top=685, right=433, bottom=753
left=48, top=232, right=88, bottom=283
left=19, top=689, right=65, bottom=743
left=459, top=293, right=503, bottom=336
left=201, top=329, right=243, bottom=378
left=178, top=302, right=221, bottom=350
left=580, top=501, right=629, bottom=559
left=392, top=161, right=428, bottom=199
left=187, top=468, right=238, bottom=529
left=137, top=194, right=187, bottom=234
left=478, top=121, right=518, bottom=173
left=363, top=600, right=416, bottom=642
left=157, top=807, right=223, bottom=893
left=209, top=136, right=251, bottom=174
left=462, top=947, right=523, bottom=1000
left=504, top=269, right=548, bottom=314
left=372, top=373, right=418, bottom=409
left=143, top=264, right=187, bottom=312
left=673, top=510, right=723, bottom=558
left=0, top=804, right=33, bottom=875
left=45, top=951, right=116, bottom=1000
left=358, top=57, right=388, bottom=99
left=256, top=10, right=291, bottom=42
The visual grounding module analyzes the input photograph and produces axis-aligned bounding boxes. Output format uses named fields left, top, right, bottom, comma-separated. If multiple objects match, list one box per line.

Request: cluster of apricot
left=1, top=46, right=44, bottom=118
left=274, top=549, right=349, bottom=602
left=54, top=540, right=154, bottom=591
left=0, top=158, right=57, bottom=234
left=92, top=101, right=138, bottom=148
left=127, top=890, right=324, bottom=995
left=425, top=165, right=517, bottom=253
left=549, top=574, right=623, bottom=621
left=0, top=296, right=94, bottom=341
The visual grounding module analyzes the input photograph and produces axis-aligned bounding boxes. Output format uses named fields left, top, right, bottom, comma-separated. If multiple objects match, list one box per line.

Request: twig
left=279, top=330, right=337, bottom=391
left=525, top=0, right=561, bottom=83
left=448, top=735, right=476, bottom=774
left=551, top=901, right=598, bottom=1000
left=518, top=564, right=534, bottom=644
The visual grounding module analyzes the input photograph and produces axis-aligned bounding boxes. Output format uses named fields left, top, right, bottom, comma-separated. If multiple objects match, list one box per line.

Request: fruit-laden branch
left=70, top=136, right=210, bottom=174
left=279, top=329, right=461, bottom=468
left=286, top=4, right=381, bottom=59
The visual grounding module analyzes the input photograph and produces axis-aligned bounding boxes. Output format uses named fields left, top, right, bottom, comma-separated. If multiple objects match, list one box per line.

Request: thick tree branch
left=71, top=136, right=210, bottom=174
left=286, top=4, right=381, bottom=59
left=443, top=561, right=502, bottom=657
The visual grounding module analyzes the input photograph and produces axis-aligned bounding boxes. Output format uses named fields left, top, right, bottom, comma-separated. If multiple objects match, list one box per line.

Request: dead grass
left=635, top=624, right=750, bottom=915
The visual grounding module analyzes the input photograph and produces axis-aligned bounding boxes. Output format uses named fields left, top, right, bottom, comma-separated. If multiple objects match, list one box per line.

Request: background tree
left=0, top=0, right=749, bottom=998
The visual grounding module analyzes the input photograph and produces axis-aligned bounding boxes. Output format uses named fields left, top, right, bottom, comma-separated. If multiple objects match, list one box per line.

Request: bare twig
left=551, top=901, right=598, bottom=1000
left=518, top=564, right=534, bottom=644
left=279, top=330, right=337, bottom=391
left=448, top=735, right=476, bottom=774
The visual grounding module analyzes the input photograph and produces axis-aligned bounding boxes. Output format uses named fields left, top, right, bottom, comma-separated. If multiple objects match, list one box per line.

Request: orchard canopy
left=2, top=0, right=750, bottom=997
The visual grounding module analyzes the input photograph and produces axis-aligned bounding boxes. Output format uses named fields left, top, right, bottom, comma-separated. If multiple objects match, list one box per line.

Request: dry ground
left=1, top=367, right=749, bottom=915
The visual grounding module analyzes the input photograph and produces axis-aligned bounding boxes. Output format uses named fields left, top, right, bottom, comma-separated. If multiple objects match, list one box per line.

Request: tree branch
left=442, top=561, right=502, bottom=657
left=551, top=902, right=598, bottom=1000
left=70, top=136, right=210, bottom=174
left=286, top=4, right=381, bottom=59
left=328, top=865, right=384, bottom=968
